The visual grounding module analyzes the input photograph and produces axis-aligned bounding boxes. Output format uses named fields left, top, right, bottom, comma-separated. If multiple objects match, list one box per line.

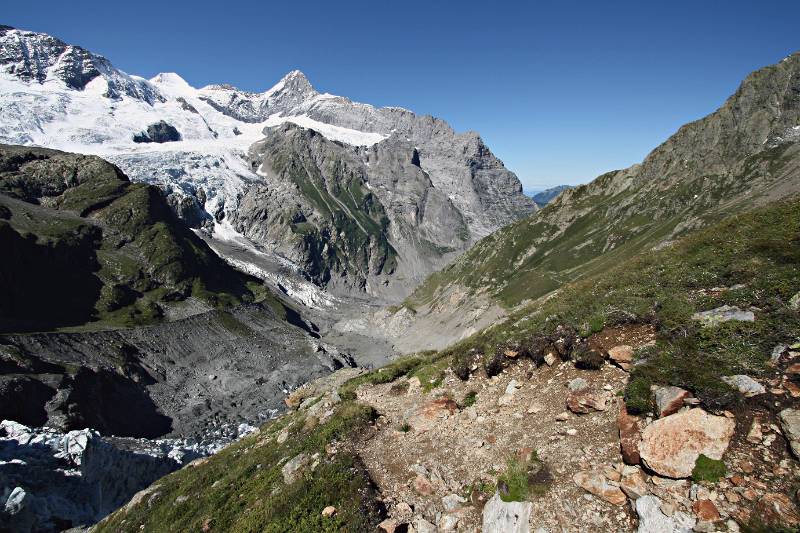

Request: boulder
left=779, top=408, right=800, bottom=458
left=653, top=386, right=692, bottom=418
left=482, top=493, right=532, bottom=533
left=544, top=352, right=557, bottom=366
left=281, top=453, right=311, bottom=484
left=635, top=495, right=696, bottom=533
left=321, top=506, right=336, bottom=517
left=618, top=403, right=643, bottom=464
left=608, top=345, right=634, bottom=370
left=638, top=409, right=735, bottom=478
left=721, top=375, right=765, bottom=397
left=567, top=388, right=611, bottom=414
left=573, top=470, right=626, bottom=505
left=691, top=305, right=754, bottom=326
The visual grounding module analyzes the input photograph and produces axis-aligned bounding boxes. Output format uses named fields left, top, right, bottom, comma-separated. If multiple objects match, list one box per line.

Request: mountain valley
left=0, top=22, right=799, bottom=533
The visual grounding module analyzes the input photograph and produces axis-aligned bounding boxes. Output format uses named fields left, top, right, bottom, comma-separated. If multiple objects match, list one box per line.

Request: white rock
left=635, top=495, right=696, bottom=532
left=482, top=493, right=533, bottom=533
left=721, top=375, right=765, bottom=397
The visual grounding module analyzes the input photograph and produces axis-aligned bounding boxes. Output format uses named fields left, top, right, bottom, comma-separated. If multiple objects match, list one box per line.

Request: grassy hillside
left=99, top=197, right=800, bottom=531
left=95, top=401, right=385, bottom=533
left=406, top=53, right=800, bottom=313
left=0, top=145, right=274, bottom=332
left=441, top=196, right=800, bottom=410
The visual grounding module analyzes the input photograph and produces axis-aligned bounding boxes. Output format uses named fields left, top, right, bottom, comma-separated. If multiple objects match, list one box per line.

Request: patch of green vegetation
left=496, top=455, right=551, bottom=502
left=440, top=198, right=800, bottom=411
left=691, top=454, right=727, bottom=483
left=216, top=310, right=254, bottom=337
left=96, top=401, right=384, bottom=533
left=460, top=390, right=478, bottom=408
left=338, top=352, right=440, bottom=400
left=399, top=422, right=411, bottom=433
left=624, top=376, right=654, bottom=415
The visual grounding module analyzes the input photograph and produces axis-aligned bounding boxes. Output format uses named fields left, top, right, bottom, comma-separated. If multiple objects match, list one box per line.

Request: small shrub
left=573, top=347, right=605, bottom=370
left=399, top=422, right=411, bottom=433
left=460, top=390, right=478, bottom=408
left=692, top=454, right=726, bottom=483
left=483, top=349, right=505, bottom=377
left=496, top=456, right=552, bottom=502
left=624, top=375, right=654, bottom=415
left=451, top=351, right=472, bottom=380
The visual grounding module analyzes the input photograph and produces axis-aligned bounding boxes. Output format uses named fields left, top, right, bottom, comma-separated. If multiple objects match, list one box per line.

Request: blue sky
left=5, top=1, right=800, bottom=189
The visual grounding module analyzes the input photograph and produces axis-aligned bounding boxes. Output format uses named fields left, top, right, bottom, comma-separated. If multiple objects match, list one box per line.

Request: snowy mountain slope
left=0, top=25, right=535, bottom=302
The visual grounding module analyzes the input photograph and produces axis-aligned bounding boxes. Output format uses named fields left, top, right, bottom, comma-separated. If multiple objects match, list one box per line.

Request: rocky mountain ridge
left=0, top=24, right=535, bottom=302
left=379, top=51, right=800, bottom=352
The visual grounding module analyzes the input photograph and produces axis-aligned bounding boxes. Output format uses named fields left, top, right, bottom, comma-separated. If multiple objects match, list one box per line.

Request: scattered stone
left=635, top=495, right=696, bottom=533
left=281, top=453, right=311, bottom=484
left=378, top=518, right=400, bottom=532
left=771, top=345, right=789, bottom=366
left=608, top=345, right=634, bottom=371
left=618, top=403, right=643, bottom=465
left=790, top=291, right=800, bottom=311
left=413, top=474, right=434, bottom=496
left=746, top=418, right=763, bottom=444
left=441, top=493, right=467, bottom=511
left=603, top=465, right=621, bottom=482
left=408, top=398, right=458, bottom=430
left=322, top=506, right=337, bottom=517
left=413, top=517, right=436, bottom=533
left=692, top=305, right=755, bottom=326
left=544, top=353, right=557, bottom=366
left=721, top=375, right=765, bottom=397
left=276, top=428, right=290, bottom=444
left=482, top=493, right=533, bottom=533
left=439, top=512, right=461, bottom=531
left=527, top=403, right=543, bottom=414
left=639, top=409, right=735, bottom=478
left=778, top=408, right=800, bottom=458
left=567, top=388, right=611, bottom=414
left=620, top=468, right=649, bottom=500
left=573, top=470, right=627, bottom=505
left=653, top=386, right=692, bottom=418
left=504, top=349, right=520, bottom=358
left=555, top=411, right=570, bottom=421
left=692, top=499, right=720, bottom=522
left=568, top=377, right=589, bottom=391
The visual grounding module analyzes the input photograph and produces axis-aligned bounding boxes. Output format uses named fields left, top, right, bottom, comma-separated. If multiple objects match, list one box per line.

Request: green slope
left=0, top=145, right=271, bottom=333
left=407, top=53, right=800, bottom=312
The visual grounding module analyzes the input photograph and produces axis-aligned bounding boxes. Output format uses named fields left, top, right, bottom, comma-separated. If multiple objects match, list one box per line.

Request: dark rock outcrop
left=132, top=121, right=181, bottom=143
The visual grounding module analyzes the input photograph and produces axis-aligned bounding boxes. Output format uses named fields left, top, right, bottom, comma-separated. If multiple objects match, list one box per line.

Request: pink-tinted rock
left=607, top=345, right=634, bottom=370
left=692, top=499, right=720, bottom=522
left=618, top=403, right=642, bottom=465
left=567, top=389, right=612, bottom=414
left=639, top=408, right=735, bottom=478
left=573, top=470, right=627, bottom=505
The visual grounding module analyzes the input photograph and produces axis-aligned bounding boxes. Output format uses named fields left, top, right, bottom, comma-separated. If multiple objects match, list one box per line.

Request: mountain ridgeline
left=0, top=25, right=536, bottom=301
left=388, top=51, right=800, bottom=351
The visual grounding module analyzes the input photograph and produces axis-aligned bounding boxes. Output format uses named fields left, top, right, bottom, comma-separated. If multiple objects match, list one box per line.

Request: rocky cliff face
left=0, top=26, right=535, bottom=302
left=384, top=52, right=800, bottom=351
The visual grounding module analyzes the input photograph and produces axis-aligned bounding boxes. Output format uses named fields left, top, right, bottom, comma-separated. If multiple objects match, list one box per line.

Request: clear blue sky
left=5, top=1, right=800, bottom=189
